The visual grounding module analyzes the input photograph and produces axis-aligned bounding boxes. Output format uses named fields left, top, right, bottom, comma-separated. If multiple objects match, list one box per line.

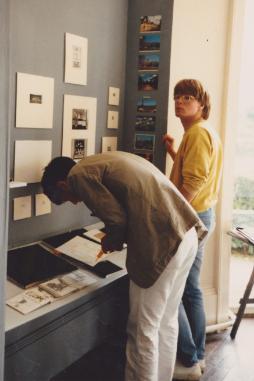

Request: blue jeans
left=177, top=208, right=215, bottom=366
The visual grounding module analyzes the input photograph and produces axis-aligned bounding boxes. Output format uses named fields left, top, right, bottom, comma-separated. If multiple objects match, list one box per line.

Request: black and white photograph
left=138, top=54, right=160, bottom=71
left=137, top=96, right=157, bottom=113
left=71, top=138, right=87, bottom=160
left=29, top=94, right=42, bottom=104
left=72, top=108, right=87, bottom=129
left=72, top=45, right=81, bottom=68
left=134, top=133, right=155, bottom=151
left=140, top=15, right=162, bottom=33
left=138, top=73, right=159, bottom=91
left=139, top=34, right=160, bottom=52
left=135, top=116, right=156, bottom=132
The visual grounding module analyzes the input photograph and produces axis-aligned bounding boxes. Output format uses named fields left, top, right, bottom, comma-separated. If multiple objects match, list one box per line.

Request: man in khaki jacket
left=41, top=151, right=206, bottom=381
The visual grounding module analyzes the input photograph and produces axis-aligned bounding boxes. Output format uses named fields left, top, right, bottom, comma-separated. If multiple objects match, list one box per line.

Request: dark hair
left=174, top=79, right=211, bottom=120
left=41, top=156, right=75, bottom=203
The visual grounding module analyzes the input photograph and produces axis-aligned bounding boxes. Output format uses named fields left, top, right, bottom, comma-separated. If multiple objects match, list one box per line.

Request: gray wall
left=123, top=0, right=174, bottom=171
left=8, top=0, right=128, bottom=247
left=0, top=0, right=10, bottom=378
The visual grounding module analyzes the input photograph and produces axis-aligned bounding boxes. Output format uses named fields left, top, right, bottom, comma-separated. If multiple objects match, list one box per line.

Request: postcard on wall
left=135, top=116, right=156, bottom=132
left=135, top=151, right=154, bottom=163
left=35, top=193, right=51, bottom=216
left=65, top=33, right=88, bottom=85
left=108, top=87, right=120, bottom=106
left=138, top=73, right=159, bottom=91
left=138, top=54, right=160, bottom=71
left=102, top=137, right=117, bottom=153
left=140, top=15, right=162, bottom=33
left=107, top=110, right=119, bottom=129
left=134, top=134, right=155, bottom=151
left=14, top=140, right=52, bottom=183
left=62, top=95, right=97, bottom=160
left=139, top=34, right=160, bottom=52
left=137, top=96, right=157, bottom=113
left=16, top=72, right=54, bottom=128
left=13, top=196, right=32, bottom=221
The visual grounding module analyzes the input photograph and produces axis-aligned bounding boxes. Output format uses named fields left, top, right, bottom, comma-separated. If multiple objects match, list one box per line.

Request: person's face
left=174, top=94, right=203, bottom=122
left=48, top=181, right=80, bottom=205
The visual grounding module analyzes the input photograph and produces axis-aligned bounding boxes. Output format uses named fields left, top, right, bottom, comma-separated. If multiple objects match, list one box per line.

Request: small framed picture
left=135, top=151, right=154, bottom=162
left=65, top=33, right=88, bottom=85
left=139, top=34, right=160, bottom=52
left=134, top=134, right=155, bottom=151
left=71, top=138, right=87, bottom=160
left=140, top=15, right=162, bottom=33
left=102, top=137, right=117, bottom=153
left=107, top=111, right=119, bottom=129
left=138, top=73, right=159, bottom=91
left=135, top=116, right=156, bottom=132
left=137, top=96, right=157, bottom=113
left=108, top=87, right=120, bottom=106
left=138, top=54, right=160, bottom=71
left=72, top=108, right=87, bottom=130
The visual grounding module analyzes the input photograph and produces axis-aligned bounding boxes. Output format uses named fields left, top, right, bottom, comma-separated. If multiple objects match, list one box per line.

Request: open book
left=6, top=269, right=97, bottom=314
left=56, top=236, right=123, bottom=276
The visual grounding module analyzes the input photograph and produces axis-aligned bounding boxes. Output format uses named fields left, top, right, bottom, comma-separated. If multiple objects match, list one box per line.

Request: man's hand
left=162, top=134, right=176, bottom=160
left=101, top=235, right=124, bottom=253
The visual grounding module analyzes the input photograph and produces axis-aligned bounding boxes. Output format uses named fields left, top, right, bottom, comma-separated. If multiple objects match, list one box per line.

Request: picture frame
left=65, top=33, right=88, bottom=85
left=62, top=95, right=97, bottom=160
left=140, top=15, right=162, bottom=33
left=135, top=116, right=156, bottom=132
left=138, top=54, right=160, bottom=71
left=107, top=111, right=119, bottom=129
left=138, top=73, right=159, bottom=91
left=108, top=87, right=120, bottom=106
left=137, top=96, right=157, bottom=113
left=134, top=134, right=155, bottom=151
left=16, top=72, right=54, bottom=129
left=139, top=34, right=160, bottom=52
left=102, top=137, right=118, bottom=153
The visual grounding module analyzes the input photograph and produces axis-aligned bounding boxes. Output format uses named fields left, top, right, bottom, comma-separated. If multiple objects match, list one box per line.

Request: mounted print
left=102, top=137, right=117, bottom=153
left=138, top=73, right=159, bottom=91
left=138, top=54, right=160, bottom=71
left=137, top=96, right=157, bottom=113
left=107, top=111, right=119, bottom=129
left=62, top=95, right=97, bottom=160
left=134, top=134, right=155, bottom=151
left=140, top=15, right=162, bottom=33
left=135, top=116, right=156, bottom=132
left=108, top=87, right=120, bottom=106
left=14, top=140, right=52, bottom=183
left=16, top=72, right=54, bottom=128
left=65, top=33, right=88, bottom=85
left=139, top=34, right=160, bottom=52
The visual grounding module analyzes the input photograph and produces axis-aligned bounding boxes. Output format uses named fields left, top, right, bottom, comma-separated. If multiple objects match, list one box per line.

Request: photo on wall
left=72, top=108, right=87, bottom=130
left=137, top=96, right=157, bottom=113
left=135, top=116, right=156, bottom=132
left=71, top=138, right=87, bottom=160
left=65, top=33, right=88, bottom=85
left=139, top=34, right=160, bottom=52
left=135, top=151, right=154, bottom=162
left=140, top=15, right=162, bottom=33
left=138, top=73, right=159, bottom=91
left=138, top=54, right=160, bottom=71
left=134, top=134, right=155, bottom=151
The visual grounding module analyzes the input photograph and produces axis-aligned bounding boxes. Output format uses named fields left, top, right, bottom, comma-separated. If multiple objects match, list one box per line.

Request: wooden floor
left=52, top=318, right=254, bottom=381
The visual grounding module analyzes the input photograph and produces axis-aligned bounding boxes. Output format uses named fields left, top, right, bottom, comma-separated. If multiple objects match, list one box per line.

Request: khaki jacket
left=67, top=151, right=207, bottom=288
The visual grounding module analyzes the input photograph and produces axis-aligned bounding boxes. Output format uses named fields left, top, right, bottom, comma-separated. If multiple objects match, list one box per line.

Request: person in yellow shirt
left=163, top=79, right=223, bottom=381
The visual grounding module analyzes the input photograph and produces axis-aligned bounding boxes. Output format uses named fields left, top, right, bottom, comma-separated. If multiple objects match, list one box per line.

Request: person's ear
left=56, top=180, right=68, bottom=192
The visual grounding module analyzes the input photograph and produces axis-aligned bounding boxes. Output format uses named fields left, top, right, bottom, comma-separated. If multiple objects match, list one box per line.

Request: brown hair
left=174, top=79, right=211, bottom=120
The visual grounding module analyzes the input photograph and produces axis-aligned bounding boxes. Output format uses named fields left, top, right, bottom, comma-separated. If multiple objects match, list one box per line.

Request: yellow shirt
left=170, top=121, right=223, bottom=212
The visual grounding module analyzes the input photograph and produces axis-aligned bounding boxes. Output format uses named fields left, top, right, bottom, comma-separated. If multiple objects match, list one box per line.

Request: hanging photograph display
left=135, top=116, right=156, bottom=132
left=134, top=134, right=155, bottom=151
left=140, top=15, right=162, bottom=33
left=102, top=137, right=118, bottom=153
left=65, top=33, right=88, bottom=85
left=137, top=96, right=157, bottom=113
left=138, top=73, right=159, bottom=91
left=107, top=111, right=119, bottom=129
left=62, top=95, right=97, bottom=160
left=138, top=54, right=160, bottom=71
left=139, top=34, right=160, bottom=52
left=16, top=72, right=54, bottom=128
left=108, top=86, right=120, bottom=106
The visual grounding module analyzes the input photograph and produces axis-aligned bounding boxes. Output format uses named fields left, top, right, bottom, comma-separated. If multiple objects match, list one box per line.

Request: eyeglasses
left=174, top=95, right=196, bottom=103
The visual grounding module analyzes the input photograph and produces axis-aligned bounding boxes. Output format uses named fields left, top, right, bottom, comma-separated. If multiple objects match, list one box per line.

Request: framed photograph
left=14, top=140, right=52, bottom=183
left=65, top=33, right=88, bottom=85
left=140, top=15, right=162, bottom=33
left=107, top=111, right=119, bottom=129
left=135, top=152, right=154, bottom=162
left=102, top=137, right=117, bottom=153
left=135, top=116, right=156, bottom=132
left=16, top=72, right=54, bottom=128
left=134, top=134, right=155, bottom=151
left=108, top=87, right=120, bottom=106
left=138, top=54, right=160, bottom=71
left=138, top=73, right=159, bottom=91
left=62, top=95, right=97, bottom=159
left=71, top=138, right=87, bottom=160
left=137, top=96, right=157, bottom=113
left=139, top=34, right=160, bottom=52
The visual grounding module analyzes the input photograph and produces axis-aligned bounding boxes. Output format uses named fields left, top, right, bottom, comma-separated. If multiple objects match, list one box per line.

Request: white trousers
left=125, top=227, right=198, bottom=381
